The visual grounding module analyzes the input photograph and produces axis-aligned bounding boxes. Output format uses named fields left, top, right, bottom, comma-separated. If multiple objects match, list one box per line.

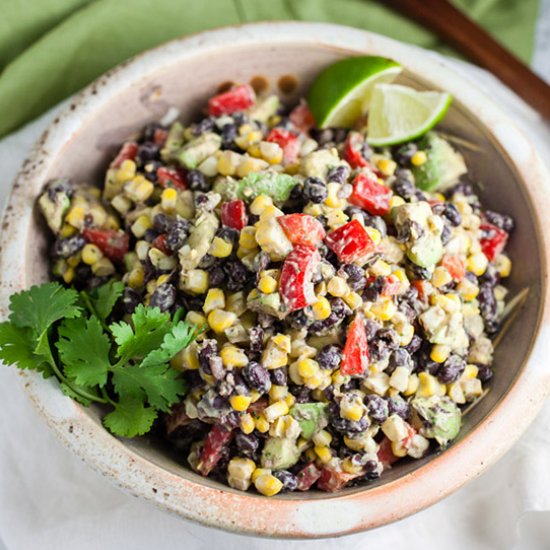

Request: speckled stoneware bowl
left=1, top=22, right=550, bottom=538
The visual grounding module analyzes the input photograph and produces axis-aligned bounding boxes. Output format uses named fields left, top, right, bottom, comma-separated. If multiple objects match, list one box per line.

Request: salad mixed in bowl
left=0, top=56, right=514, bottom=497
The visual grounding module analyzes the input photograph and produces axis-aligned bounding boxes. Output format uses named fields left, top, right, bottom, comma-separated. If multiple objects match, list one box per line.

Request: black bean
left=393, top=143, right=418, bottom=166
left=327, top=165, right=351, bottom=184
left=365, top=394, right=388, bottom=423
left=303, top=177, right=328, bottom=204
left=166, top=218, right=190, bottom=251
left=220, top=123, right=237, bottom=148
left=363, top=276, right=385, bottom=302
left=136, top=142, right=159, bottom=164
left=386, top=396, right=410, bottom=420
left=331, top=297, right=351, bottom=319
left=441, top=223, right=452, bottom=245
left=47, top=178, right=74, bottom=199
left=437, top=354, right=466, bottom=383
left=153, top=213, right=173, bottom=233
left=144, top=228, right=159, bottom=243
left=216, top=226, right=239, bottom=245
left=199, top=340, right=222, bottom=377
left=329, top=403, right=370, bottom=434
left=270, top=367, right=287, bottom=386
left=447, top=180, right=475, bottom=197
left=207, top=263, right=226, bottom=287
left=404, top=334, right=423, bottom=355
left=248, top=325, right=264, bottom=359
left=235, top=432, right=259, bottom=458
left=392, top=169, right=416, bottom=199
left=219, top=411, right=241, bottom=429
left=485, top=210, right=515, bottom=233
left=414, top=348, right=441, bottom=376
left=224, top=260, right=251, bottom=292
left=310, top=128, right=335, bottom=146
left=478, top=283, right=497, bottom=325
left=52, top=235, right=86, bottom=258
left=192, top=117, right=215, bottom=136
left=149, top=283, right=176, bottom=312
left=288, top=308, right=313, bottom=329
left=406, top=260, right=432, bottom=281
left=480, top=264, right=500, bottom=287
left=341, top=263, right=364, bottom=282
left=443, top=203, right=462, bottom=227
left=187, top=170, right=209, bottom=191
left=122, top=287, right=141, bottom=314
left=388, top=348, right=414, bottom=373
left=477, top=365, right=493, bottom=382
left=273, top=470, right=298, bottom=491
left=243, top=361, right=271, bottom=393
left=290, top=385, right=311, bottom=403
left=317, top=345, right=342, bottom=370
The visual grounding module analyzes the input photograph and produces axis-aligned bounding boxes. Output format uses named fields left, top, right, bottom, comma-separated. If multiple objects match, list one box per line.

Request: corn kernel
left=131, top=214, right=153, bottom=238
left=161, top=188, right=178, bottom=212
left=389, top=195, right=405, bottom=209
left=66, top=253, right=81, bottom=268
left=62, top=267, right=75, bottom=284
left=217, top=150, right=242, bottom=176
left=208, top=309, right=237, bottom=334
left=127, top=266, right=145, bottom=289
left=343, top=435, right=364, bottom=452
left=269, top=385, right=289, bottom=403
left=391, top=440, right=408, bottom=457
left=126, top=179, right=154, bottom=202
left=230, top=395, right=252, bottom=412
left=247, top=143, right=261, bottom=158
left=237, top=156, right=269, bottom=178
left=251, top=467, right=271, bottom=483
left=135, top=240, right=150, bottom=261
left=404, top=373, right=419, bottom=396
left=370, top=259, right=392, bottom=277
left=262, top=343, right=289, bottom=370
left=325, top=182, right=343, bottom=208
left=171, top=344, right=200, bottom=371
left=60, top=223, right=77, bottom=237
left=116, top=159, right=136, bottom=182
left=111, top=194, right=132, bottom=215
left=371, top=298, right=397, bottom=321
left=210, top=236, right=233, bottom=258
left=312, top=296, right=331, bottom=320
left=342, top=457, right=364, bottom=475
left=304, top=448, right=317, bottom=462
left=463, top=364, right=479, bottom=379
left=297, top=358, right=320, bottom=379
left=185, top=311, right=207, bottom=329
left=259, top=141, right=283, bottom=164
left=92, top=257, right=115, bottom=277
left=263, top=400, right=289, bottom=423
left=221, top=345, right=249, bottom=368
left=312, top=429, right=332, bottom=447
left=284, top=393, right=296, bottom=408
left=104, top=214, right=120, bottom=230
left=466, top=252, right=488, bottom=277
left=327, top=276, right=349, bottom=298
left=457, top=278, right=479, bottom=301
left=254, top=414, right=270, bottom=433
left=227, top=457, right=255, bottom=482
left=411, top=151, right=428, bottom=166
left=249, top=195, right=273, bottom=216
left=258, top=275, right=278, bottom=294
left=81, top=244, right=103, bottom=265
left=249, top=390, right=262, bottom=403
left=203, top=288, right=225, bottom=314
left=181, top=269, right=209, bottom=295
left=417, top=372, right=442, bottom=398
left=448, top=381, right=466, bottom=404
left=365, top=226, right=382, bottom=245
left=240, top=413, right=255, bottom=434
left=149, top=248, right=177, bottom=271
left=389, top=366, right=410, bottom=392
left=314, top=445, right=333, bottom=464
left=272, top=334, right=291, bottom=352
left=432, top=266, right=452, bottom=288
left=254, top=474, right=283, bottom=497
left=66, top=206, right=86, bottom=228
left=430, top=344, right=451, bottom=363
left=496, top=254, right=512, bottom=278
left=377, top=158, right=397, bottom=176
left=340, top=400, right=364, bottom=422
left=397, top=322, right=415, bottom=347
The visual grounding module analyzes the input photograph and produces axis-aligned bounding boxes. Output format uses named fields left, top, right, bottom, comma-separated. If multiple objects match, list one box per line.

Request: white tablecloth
left=1, top=57, right=550, bottom=550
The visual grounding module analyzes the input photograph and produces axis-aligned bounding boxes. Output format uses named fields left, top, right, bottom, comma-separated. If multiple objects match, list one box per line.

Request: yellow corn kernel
left=314, top=445, right=333, bottom=464
left=365, top=226, right=382, bottom=245
left=263, top=400, right=289, bottom=423
left=60, top=223, right=77, bottom=237
left=312, top=296, right=331, bottom=320
left=210, top=236, right=233, bottom=258
left=304, top=447, right=317, bottom=462
left=466, top=252, right=488, bottom=277
left=331, top=368, right=349, bottom=386
left=251, top=467, right=271, bottom=483
left=181, top=269, right=209, bottom=295
left=391, top=441, right=408, bottom=458
left=254, top=474, right=283, bottom=497
left=235, top=130, right=262, bottom=150
left=430, top=344, right=451, bottom=363
left=342, top=291, right=362, bottom=310
left=297, top=358, right=320, bottom=379
left=262, top=345, right=289, bottom=370
left=105, top=214, right=120, bottom=230
left=377, top=158, right=397, bottom=176
left=404, top=373, right=420, bottom=396
left=66, top=206, right=86, bottom=228
left=457, top=278, right=479, bottom=301
left=161, top=188, right=178, bottom=212
left=238, top=124, right=253, bottom=137
left=239, top=226, right=257, bottom=249
left=203, top=288, right=225, bottom=314
left=228, top=457, right=256, bottom=481
left=303, top=203, right=323, bottom=216
left=370, top=259, right=392, bottom=277
left=66, top=253, right=81, bottom=268
left=254, top=413, right=270, bottom=433
left=171, top=344, right=200, bottom=371
left=448, top=381, right=466, bottom=404
left=389, top=195, right=405, bottom=209
left=284, top=393, right=296, bottom=408
left=131, top=214, right=153, bottom=238
left=269, top=385, right=289, bottom=403
left=249, top=195, right=274, bottom=216
left=249, top=390, right=262, bottom=403
left=496, top=254, right=512, bottom=278
left=230, top=395, right=252, bottom=412
left=272, top=334, right=291, bottom=352
left=259, top=141, right=283, bottom=164
left=258, top=275, right=278, bottom=294
left=81, top=244, right=103, bottom=265
left=432, top=266, right=452, bottom=288
left=342, top=457, right=364, bottom=475
left=217, top=150, right=242, bottom=176
left=127, top=266, right=144, bottom=289
left=343, top=435, right=364, bottom=452
left=62, top=267, right=75, bottom=284
left=327, top=276, right=349, bottom=298
left=247, top=143, right=261, bottom=158
left=130, top=179, right=155, bottom=202
left=371, top=298, right=397, bottom=321
left=431, top=293, right=459, bottom=313
left=111, top=194, right=132, bottom=215
left=396, top=322, right=415, bottom=347
left=463, top=364, right=479, bottom=379
left=237, top=156, right=269, bottom=178
left=186, top=310, right=207, bottom=331
left=340, top=401, right=364, bottom=422
left=149, top=248, right=177, bottom=271
left=325, top=182, right=343, bottom=208
left=393, top=267, right=409, bottom=287
left=417, top=372, right=440, bottom=398
left=411, top=151, right=428, bottom=166
left=221, top=345, right=249, bottom=368
left=116, top=159, right=137, bottom=182
left=208, top=309, right=237, bottom=334
left=312, top=429, right=332, bottom=447
left=240, top=413, right=256, bottom=435
left=92, top=257, right=115, bottom=277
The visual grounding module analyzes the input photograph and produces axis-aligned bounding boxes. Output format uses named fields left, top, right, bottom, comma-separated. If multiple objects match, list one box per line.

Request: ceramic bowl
left=1, top=22, right=550, bottom=538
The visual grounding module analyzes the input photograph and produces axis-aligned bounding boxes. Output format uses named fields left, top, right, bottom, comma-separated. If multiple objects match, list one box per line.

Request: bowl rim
left=1, top=21, right=550, bottom=539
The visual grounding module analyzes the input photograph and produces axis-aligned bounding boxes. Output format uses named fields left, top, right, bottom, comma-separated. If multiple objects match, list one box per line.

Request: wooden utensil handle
left=384, top=0, right=550, bottom=120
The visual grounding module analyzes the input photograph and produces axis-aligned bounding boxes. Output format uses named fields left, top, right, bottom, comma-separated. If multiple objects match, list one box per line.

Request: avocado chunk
left=248, top=95, right=280, bottom=123
left=178, top=211, right=218, bottom=271
left=237, top=171, right=296, bottom=204
left=177, top=132, right=222, bottom=169
left=38, top=184, right=71, bottom=233
left=290, top=402, right=329, bottom=439
left=412, top=132, right=466, bottom=192
left=261, top=437, right=301, bottom=470
left=412, top=396, right=461, bottom=446
left=407, top=233, right=443, bottom=268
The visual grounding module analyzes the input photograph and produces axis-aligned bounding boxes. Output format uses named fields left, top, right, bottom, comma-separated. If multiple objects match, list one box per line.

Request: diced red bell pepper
left=343, top=131, right=371, bottom=169
left=377, top=437, right=399, bottom=467
left=382, top=274, right=401, bottom=297
left=221, top=200, right=248, bottom=230
left=277, top=213, right=326, bottom=248
left=157, top=166, right=187, bottom=190
left=325, top=219, right=375, bottom=264
left=82, top=228, right=129, bottom=263
left=296, top=462, right=323, bottom=491
left=349, top=172, right=392, bottom=216
left=279, top=245, right=320, bottom=312
left=110, top=141, right=139, bottom=168
left=289, top=101, right=315, bottom=133
left=411, top=280, right=430, bottom=302
left=317, top=464, right=360, bottom=492
left=196, top=425, right=234, bottom=476
left=441, top=254, right=465, bottom=281
left=153, top=128, right=168, bottom=147
left=151, top=234, right=171, bottom=255
left=207, top=84, right=256, bottom=117
left=266, top=128, right=300, bottom=164
left=341, top=315, right=370, bottom=376
left=480, top=222, right=508, bottom=261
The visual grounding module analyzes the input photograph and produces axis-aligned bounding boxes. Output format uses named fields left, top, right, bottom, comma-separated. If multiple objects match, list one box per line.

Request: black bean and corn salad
left=35, top=78, right=514, bottom=496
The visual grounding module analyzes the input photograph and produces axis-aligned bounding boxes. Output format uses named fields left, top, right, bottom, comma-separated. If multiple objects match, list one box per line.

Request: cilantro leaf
left=57, top=316, right=112, bottom=387
left=111, top=363, right=187, bottom=412
left=140, top=321, right=199, bottom=368
left=9, top=283, right=81, bottom=336
left=60, top=382, right=92, bottom=407
left=103, top=398, right=158, bottom=438
left=87, top=280, right=125, bottom=322
left=0, top=322, right=52, bottom=376
left=110, top=304, right=171, bottom=362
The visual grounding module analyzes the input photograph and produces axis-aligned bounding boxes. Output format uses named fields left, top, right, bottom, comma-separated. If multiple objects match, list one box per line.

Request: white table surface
left=1, top=5, right=550, bottom=549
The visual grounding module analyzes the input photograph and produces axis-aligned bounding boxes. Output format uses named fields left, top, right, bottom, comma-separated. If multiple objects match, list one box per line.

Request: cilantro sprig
left=0, top=281, right=201, bottom=438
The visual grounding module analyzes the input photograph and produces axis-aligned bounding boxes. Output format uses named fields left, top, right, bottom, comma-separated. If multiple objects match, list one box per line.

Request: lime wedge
left=367, top=84, right=452, bottom=147
left=307, top=56, right=402, bottom=129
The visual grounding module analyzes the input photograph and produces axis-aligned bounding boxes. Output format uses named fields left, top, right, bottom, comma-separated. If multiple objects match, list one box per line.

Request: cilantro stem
left=80, top=291, right=111, bottom=333
left=173, top=308, right=184, bottom=324
left=100, top=386, right=115, bottom=406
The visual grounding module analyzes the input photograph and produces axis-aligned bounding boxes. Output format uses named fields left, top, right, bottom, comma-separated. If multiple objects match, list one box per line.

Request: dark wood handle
left=384, top=0, right=550, bottom=120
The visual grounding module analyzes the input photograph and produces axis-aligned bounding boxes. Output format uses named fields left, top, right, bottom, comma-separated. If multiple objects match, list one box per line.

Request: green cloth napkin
left=0, top=0, right=539, bottom=138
